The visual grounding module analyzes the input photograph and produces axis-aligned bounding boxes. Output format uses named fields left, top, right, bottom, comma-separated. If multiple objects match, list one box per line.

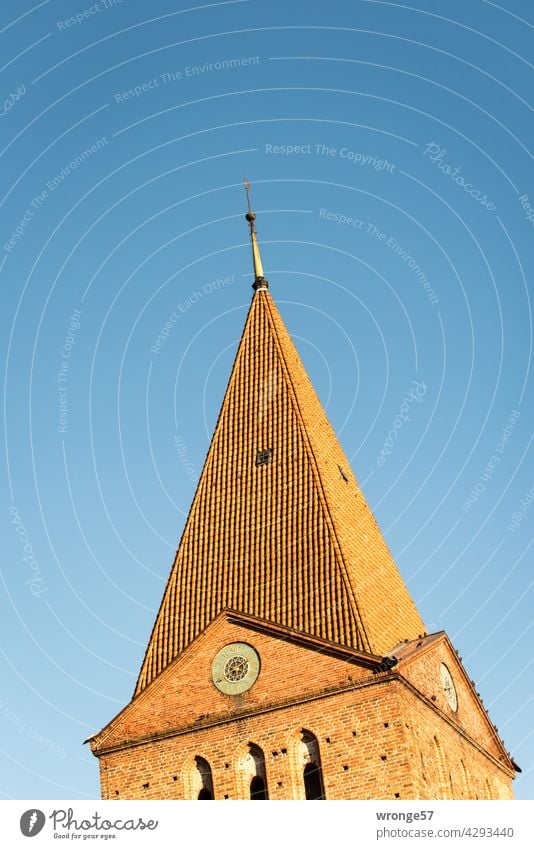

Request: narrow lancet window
left=296, top=730, right=325, bottom=800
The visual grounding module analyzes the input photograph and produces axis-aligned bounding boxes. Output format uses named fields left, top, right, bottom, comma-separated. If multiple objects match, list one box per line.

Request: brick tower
left=87, top=184, right=518, bottom=800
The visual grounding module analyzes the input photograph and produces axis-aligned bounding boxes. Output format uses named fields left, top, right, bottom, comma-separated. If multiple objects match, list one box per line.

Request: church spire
left=134, top=232, right=427, bottom=693
left=244, top=178, right=268, bottom=290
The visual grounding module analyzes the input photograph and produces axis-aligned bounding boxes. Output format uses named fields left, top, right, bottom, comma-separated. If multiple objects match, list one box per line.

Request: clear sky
left=1, top=0, right=533, bottom=800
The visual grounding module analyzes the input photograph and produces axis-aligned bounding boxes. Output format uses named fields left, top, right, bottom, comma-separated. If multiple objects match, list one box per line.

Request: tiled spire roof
left=134, top=198, right=425, bottom=696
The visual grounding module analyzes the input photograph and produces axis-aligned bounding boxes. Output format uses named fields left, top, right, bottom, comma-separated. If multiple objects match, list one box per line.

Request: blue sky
left=1, top=0, right=533, bottom=800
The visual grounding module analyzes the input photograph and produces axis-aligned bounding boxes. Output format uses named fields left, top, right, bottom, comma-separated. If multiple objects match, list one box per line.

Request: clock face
left=211, top=643, right=260, bottom=695
left=440, top=663, right=458, bottom=712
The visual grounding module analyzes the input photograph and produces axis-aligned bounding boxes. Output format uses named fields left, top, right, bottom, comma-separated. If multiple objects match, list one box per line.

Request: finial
left=244, top=177, right=268, bottom=291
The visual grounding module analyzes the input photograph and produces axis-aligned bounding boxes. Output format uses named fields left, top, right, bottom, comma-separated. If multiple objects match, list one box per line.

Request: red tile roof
left=135, top=288, right=425, bottom=694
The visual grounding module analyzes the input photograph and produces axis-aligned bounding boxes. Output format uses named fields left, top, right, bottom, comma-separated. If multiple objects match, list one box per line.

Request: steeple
left=89, top=187, right=517, bottom=806
left=134, top=188, right=426, bottom=695
left=244, top=178, right=268, bottom=290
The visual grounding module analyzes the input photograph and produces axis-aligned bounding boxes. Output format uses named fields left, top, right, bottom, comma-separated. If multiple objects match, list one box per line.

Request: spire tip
left=243, top=178, right=268, bottom=291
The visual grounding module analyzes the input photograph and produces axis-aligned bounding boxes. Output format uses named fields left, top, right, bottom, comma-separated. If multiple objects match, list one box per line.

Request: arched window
left=192, top=756, right=214, bottom=800
left=297, top=730, right=325, bottom=800
left=238, top=743, right=269, bottom=800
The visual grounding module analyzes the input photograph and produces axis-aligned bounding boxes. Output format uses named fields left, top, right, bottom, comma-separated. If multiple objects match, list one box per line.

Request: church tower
left=87, top=184, right=517, bottom=800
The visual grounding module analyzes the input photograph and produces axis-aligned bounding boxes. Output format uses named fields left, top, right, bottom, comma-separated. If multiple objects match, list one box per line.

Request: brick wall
left=90, top=616, right=514, bottom=800
left=404, top=686, right=513, bottom=800
left=97, top=679, right=410, bottom=800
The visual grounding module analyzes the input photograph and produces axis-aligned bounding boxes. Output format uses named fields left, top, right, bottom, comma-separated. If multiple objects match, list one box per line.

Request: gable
left=92, top=612, right=381, bottom=754
left=396, top=634, right=511, bottom=766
